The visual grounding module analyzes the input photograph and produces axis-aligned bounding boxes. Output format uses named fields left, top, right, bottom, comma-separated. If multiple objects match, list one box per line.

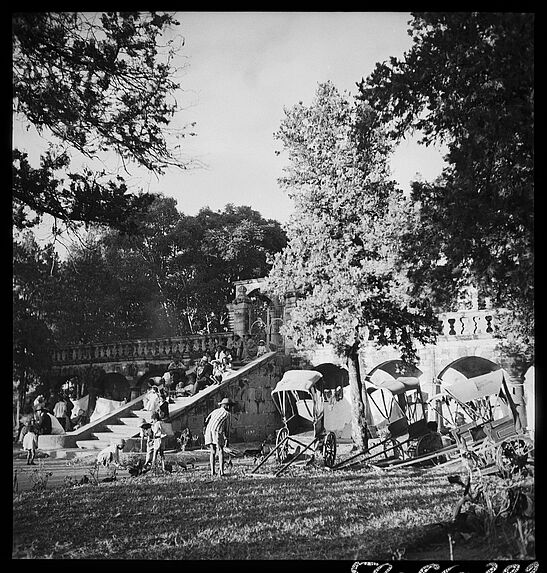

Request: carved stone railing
left=52, top=309, right=499, bottom=366
left=51, top=332, right=236, bottom=366
left=436, top=309, right=497, bottom=338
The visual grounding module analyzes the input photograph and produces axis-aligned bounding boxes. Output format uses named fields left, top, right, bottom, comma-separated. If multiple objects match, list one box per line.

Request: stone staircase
left=69, top=352, right=277, bottom=453
left=74, top=409, right=151, bottom=450
left=73, top=396, right=200, bottom=451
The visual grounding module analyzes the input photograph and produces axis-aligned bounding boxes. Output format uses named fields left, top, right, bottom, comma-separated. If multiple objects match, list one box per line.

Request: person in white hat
left=204, top=398, right=234, bottom=476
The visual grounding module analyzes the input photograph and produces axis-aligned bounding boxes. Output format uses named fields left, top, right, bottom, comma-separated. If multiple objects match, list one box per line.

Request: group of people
left=96, top=413, right=168, bottom=474
left=19, top=392, right=75, bottom=465
left=94, top=396, right=235, bottom=477
left=169, top=346, right=233, bottom=398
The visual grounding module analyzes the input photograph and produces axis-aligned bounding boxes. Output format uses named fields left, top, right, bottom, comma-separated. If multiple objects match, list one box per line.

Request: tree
left=359, top=13, right=534, bottom=365
left=85, top=198, right=287, bottom=337
left=181, top=204, right=287, bottom=332
left=13, top=232, right=58, bottom=431
left=12, top=12, right=195, bottom=235
left=48, top=235, right=135, bottom=344
left=267, top=83, right=438, bottom=451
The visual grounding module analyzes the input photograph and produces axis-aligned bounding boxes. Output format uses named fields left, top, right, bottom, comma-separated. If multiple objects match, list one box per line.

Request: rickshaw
left=332, top=372, right=457, bottom=471
left=255, top=363, right=452, bottom=476
left=427, top=357, right=534, bottom=477
left=251, top=370, right=338, bottom=476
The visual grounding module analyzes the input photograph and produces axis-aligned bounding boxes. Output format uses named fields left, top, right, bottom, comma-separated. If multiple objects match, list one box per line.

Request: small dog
left=243, top=441, right=271, bottom=464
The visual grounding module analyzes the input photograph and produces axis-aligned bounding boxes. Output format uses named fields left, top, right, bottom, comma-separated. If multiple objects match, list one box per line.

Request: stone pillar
left=226, top=285, right=252, bottom=338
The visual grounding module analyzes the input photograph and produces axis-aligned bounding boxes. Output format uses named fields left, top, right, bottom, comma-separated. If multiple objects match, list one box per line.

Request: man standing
left=204, top=398, right=234, bottom=477
left=53, top=393, right=68, bottom=430
left=34, top=405, right=52, bottom=436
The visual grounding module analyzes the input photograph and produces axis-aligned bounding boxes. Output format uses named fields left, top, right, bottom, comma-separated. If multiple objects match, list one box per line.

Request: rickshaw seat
left=407, top=419, right=429, bottom=439
left=387, top=417, right=409, bottom=438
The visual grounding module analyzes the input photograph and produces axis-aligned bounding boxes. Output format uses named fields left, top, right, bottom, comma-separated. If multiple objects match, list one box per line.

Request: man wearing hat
left=204, top=397, right=234, bottom=476
left=34, top=403, right=52, bottom=436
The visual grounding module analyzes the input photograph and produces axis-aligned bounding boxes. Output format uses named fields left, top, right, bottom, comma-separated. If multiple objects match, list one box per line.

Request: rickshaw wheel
left=496, top=436, right=534, bottom=478
left=322, top=431, right=337, bottom=468
left=275, top=427, right=290, bottom=463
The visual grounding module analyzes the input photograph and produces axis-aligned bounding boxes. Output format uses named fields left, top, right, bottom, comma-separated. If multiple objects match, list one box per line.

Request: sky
left=14, top=11, right=447, bottom=245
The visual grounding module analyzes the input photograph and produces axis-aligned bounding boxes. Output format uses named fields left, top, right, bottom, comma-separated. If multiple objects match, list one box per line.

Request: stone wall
left=175, top=354, right=291, bottom=444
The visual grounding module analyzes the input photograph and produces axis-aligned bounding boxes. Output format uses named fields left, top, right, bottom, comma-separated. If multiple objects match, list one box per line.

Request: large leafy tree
left=48, top=234, right=153, bottom=344
left=182, top=204, right=287, bottom=332
left=103, top=195, right=183, bottom=335
left=13, top=232, right=58, bottom=426
left=12, top=11, right=195, bottom=235
left=94, top=198, right=287, bottom=336
left=267, top=83, right=438, bottom=451
left=359, top=12, right=534, bottom=366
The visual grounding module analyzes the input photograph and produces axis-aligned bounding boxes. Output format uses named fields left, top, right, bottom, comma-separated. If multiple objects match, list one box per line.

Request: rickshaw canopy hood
left=366, top=376, right=421, bottom=396
left=272, top=370, right=323, bottom=394
left=434, top=369, right=505, bottom=404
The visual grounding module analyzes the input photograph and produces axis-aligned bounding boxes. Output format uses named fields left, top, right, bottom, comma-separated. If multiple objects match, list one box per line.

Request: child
left=22, top=420, right=38, bottom=465
left=144, top=412, right=166, bottom=471
left=256, top=340, right=267, bottom=357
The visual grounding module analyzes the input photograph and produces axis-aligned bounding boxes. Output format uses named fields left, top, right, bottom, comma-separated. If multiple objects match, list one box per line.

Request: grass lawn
left=13, top=454, right=470, bottom=560
left=13, top=450, right=535, bottom=561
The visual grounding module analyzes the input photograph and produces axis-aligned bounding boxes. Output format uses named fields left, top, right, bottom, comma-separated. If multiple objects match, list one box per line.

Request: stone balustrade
left=51, top=309, right=499, bottom=366
left=436, top=308, right=496, bottom=338
left=51, top=332, right=236, bottom=366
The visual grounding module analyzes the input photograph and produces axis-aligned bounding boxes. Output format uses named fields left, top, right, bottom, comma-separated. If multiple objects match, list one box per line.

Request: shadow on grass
left=13, top=465, right=463, bottom=559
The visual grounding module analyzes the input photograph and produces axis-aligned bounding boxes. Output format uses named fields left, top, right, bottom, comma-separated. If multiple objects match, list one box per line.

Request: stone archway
left=433, top=355, right=507, bottom=429
left=96, top=372, right=131, bottom=402
left=437, top=355, right=501, bottom=381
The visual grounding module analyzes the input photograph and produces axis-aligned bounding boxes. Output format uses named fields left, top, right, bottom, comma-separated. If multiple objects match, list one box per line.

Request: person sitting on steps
left=191, top=355, right=215, bottom=396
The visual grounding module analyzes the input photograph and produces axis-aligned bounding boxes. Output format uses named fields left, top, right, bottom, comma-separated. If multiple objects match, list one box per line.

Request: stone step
left=43, top=448, right=99, bottom=461
left=119, top=416, right=144, bottom=427
left=105, top=424, right=141, bottom=436
left=132, top=410, right=153, bottom=420
left=92, top=431, right=135, bottom=443
left=76, top=438, right=144, bottom=453
left=76, top=439, right=111, bottom=450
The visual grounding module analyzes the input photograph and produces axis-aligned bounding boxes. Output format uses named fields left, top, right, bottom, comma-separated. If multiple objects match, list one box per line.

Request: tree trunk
left=14, top=371, right=27, bottom=442
left=347, top=349, right=369, bottom=452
